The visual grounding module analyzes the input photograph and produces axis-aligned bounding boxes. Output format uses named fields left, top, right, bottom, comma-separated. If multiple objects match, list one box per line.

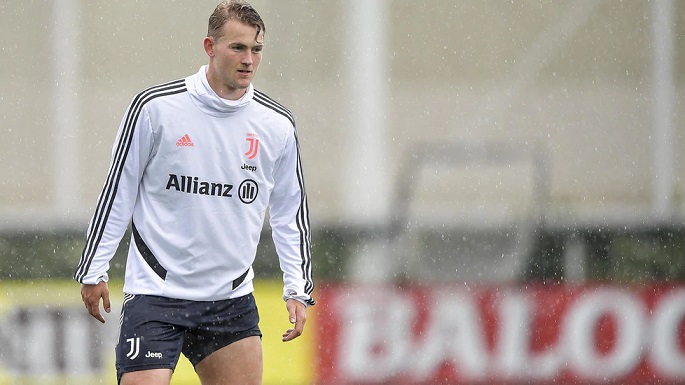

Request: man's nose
left=241, top=52, right=253, bottom=65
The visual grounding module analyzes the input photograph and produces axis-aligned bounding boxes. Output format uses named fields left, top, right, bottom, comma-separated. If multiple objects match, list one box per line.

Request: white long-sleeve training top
left=74, top=66, right=314, bottom=305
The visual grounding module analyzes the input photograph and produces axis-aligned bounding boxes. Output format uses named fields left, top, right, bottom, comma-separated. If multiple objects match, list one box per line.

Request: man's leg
left=115, top=295, right=189, bottom=384
left=120, top=368, right=173, bottom=385
left=195, top=336, right=263, bottom=385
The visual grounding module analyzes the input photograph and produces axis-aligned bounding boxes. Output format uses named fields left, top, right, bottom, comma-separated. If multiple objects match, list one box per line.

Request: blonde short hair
left=207, top=0, right=265, bottom=40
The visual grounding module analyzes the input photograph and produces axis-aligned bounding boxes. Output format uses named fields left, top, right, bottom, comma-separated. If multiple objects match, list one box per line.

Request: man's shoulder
left=132, top=78, right=189, bottom=104
left=252, top=89, right=295, bottom=128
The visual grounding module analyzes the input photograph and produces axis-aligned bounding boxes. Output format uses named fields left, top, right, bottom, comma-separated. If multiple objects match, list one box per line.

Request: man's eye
left=252, top=47, right=263, bottom=53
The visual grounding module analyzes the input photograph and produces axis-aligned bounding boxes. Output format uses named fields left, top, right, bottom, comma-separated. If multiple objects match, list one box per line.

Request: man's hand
left=282, top=298, right=307, bottom=342
left=80, top=281, right=111, bottom=323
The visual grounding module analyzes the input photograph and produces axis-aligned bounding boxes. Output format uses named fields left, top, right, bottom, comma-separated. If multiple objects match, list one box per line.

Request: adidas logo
left=176, top=134, right=194, bottom=147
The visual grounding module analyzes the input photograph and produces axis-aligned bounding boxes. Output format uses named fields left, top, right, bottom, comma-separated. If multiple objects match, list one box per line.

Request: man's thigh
left=194, top=336, right=263, bottom=385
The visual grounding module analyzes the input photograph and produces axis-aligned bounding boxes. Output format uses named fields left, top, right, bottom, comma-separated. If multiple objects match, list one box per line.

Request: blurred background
left=1, top=0, right=684, bottom=384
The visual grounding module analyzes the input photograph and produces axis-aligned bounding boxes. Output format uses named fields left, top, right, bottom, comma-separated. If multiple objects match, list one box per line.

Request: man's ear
left=204, top=37, right=214, bottom=57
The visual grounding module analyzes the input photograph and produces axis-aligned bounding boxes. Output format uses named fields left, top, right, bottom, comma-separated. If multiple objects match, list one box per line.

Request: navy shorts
left=115, top=293, right=261, bottom=382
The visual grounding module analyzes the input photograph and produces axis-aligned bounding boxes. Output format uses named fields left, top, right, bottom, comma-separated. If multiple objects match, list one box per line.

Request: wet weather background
left=1, top=0, right=684, bottom=384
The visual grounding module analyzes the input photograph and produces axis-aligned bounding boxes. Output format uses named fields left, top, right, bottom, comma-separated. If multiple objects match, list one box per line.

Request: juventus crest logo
left=245, top=133, right=259, bottom=160
left=126, top=337, right=141, bottom=360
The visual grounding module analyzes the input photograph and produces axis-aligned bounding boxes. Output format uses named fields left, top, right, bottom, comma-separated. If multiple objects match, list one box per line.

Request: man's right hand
left=80, top=281, right=111, bottom=323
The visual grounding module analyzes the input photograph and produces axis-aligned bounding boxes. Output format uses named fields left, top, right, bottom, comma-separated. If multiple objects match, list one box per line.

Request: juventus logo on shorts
left=126, top=337, right=141, bottom=360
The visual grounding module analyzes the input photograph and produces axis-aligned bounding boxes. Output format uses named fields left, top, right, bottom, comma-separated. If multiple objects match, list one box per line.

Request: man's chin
left=234, top=76, right=253, bottom=87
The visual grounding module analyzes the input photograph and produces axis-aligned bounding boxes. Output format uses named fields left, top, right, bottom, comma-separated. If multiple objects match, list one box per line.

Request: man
left=74, top=1, right=314, bottom=384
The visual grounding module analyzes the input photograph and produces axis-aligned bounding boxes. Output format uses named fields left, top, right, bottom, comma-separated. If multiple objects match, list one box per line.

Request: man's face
left=205, top=19, right=264, bottom=100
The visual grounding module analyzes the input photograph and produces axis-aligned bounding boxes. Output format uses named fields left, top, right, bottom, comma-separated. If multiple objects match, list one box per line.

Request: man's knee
left=120, top=368, right=173, bottom=385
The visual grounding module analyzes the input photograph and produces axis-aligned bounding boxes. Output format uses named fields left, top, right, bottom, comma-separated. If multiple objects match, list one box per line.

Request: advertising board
left=315, top=284, right=685, bottom=385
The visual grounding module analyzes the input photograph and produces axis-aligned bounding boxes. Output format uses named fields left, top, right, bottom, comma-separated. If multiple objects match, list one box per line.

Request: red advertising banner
left=315, top=284, right=685, bottom=385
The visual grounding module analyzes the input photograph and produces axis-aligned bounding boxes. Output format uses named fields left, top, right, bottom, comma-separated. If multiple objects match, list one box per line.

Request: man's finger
left=102, top=291, right=111, bottom=313
left=92, top=308, right=106, bottom=323
left=86, top=301, right=106, bottom=323
left=282, top=327, right=301, bottom=342
left=287, top=301, right=297, bottom=324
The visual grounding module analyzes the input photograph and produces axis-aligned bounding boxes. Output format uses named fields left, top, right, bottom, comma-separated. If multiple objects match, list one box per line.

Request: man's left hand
left=282, top=298, right=306, bottom=342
